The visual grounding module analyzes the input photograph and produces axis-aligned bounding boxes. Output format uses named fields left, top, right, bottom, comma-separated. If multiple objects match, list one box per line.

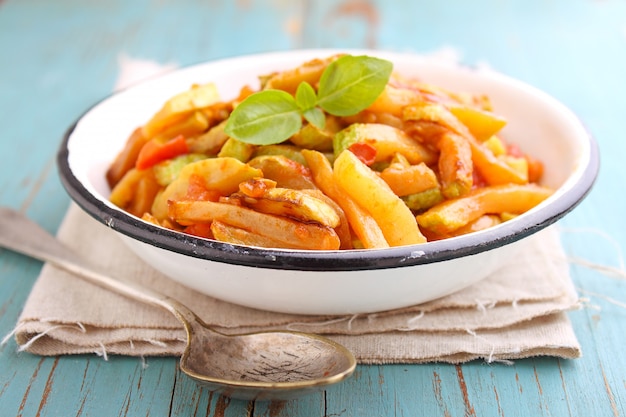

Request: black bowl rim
left=56, top=52, right=601, bottom=272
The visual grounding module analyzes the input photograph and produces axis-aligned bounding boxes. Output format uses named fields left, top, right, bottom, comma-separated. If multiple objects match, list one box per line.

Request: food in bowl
left=58, top=50, right=598, bottom=314
left=105, top=53, right=553, bottom=250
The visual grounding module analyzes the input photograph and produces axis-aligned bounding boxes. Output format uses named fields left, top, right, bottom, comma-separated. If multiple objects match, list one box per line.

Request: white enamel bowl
left=57, top=49, right=599, bottom=315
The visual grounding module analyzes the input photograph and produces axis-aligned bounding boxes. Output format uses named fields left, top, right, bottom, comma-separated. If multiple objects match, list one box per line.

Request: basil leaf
left=295, top=81, right=318, bottom=111
left=302, top=107, right=326, bottom=130
left=225, top=90, right=302, bottom=145
left=317, top=55, right=393, bottom=117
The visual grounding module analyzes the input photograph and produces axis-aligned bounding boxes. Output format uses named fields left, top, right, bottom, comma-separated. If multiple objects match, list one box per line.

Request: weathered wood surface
left=1, top=1, right=625, bottom=415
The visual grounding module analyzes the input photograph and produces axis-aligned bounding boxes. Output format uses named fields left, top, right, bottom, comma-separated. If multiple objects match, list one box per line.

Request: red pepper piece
left=136, top=135, right=189, bottom=170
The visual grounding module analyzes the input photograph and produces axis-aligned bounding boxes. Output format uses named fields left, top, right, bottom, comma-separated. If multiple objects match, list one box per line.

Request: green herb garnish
left=224, top=55, right=393, bottom=145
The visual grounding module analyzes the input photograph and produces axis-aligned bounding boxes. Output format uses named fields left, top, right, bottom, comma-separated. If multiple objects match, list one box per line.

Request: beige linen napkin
left=11, top=204, right=581, bottom=363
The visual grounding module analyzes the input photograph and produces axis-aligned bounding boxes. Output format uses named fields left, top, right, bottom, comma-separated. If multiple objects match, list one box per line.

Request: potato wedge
left=168, top=200, right=341, bottom=250
left=210, top=221, right=307, bottom=249
left=187, top=120, right=229, bottom=155
left=239, top=182, right=341, bottom=228
left=366, top=85, right=422, bottom=117
left=110, top=168, right=160, bottom=218
left=263, top=55, right=339, bottom=94
left=142, top=83, right=220, bottom=138
left=106, top=127, right=150, bottom=188
left=151, top=111, right=209, bottom=142
left=302, top=150, right=389, bottom=249
left=380, top=161, right=439, bottom=197
left=248, top=155, right=317, bottom=190
left=151, top=157, right=262, bottom=220
left=300, top=188, right=353, bottom=249
left=333, top=150, right=426, bottom=246
left=416, top=184, right=553, bottom=235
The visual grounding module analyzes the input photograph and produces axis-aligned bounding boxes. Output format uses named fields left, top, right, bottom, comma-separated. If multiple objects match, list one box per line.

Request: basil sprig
left=224, top=55, right=393, bottom=145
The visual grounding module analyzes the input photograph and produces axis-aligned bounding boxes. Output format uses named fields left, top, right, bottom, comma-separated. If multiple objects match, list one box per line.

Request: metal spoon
left=0, top=208, right=356, bottom=401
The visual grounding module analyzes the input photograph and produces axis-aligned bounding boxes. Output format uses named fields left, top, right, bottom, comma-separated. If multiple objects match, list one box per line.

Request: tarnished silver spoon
left=0, top=208, right=356, bottom=401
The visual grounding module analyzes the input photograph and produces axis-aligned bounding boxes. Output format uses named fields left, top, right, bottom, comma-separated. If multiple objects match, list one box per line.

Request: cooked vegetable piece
left=416, top=184, right=553, bottom=235
left=151, top=158, right=262, bottom=220
left=448, top=105, right=507, bottom=141
left=403, top=101, right=463, bottom=137
left=366, top=84, right=421, bottom=117
left=238, top=177, right=277, bottom=197
left=106, top=127, right=150, bottom=188
left=333, top=123, right=436, bottom=165
left=451, top=214, right=502, bottom=236
left=380, top=161, right=439, bottom=197
left=302, top=150, right=389, bottom=249
left=153, top=153, right=207, bottom=186
left=402, top=188, right=444, bottom=212
left=142, top=83, right=220, bottom=138
left=483, top=136, right=506, bottom=156
left=333, top=150, right=426, bottom=246
left=187, top=120, right=229, bottom=154
left=136, top=135, right=189, bottom=170
left=300, top=188, right=353, bottom=249
left=151, top=111, right=209, bottom=143
left=403, top=101, right=528, bottom=185
left=347, top=142, right=377, bottom=165
left=169, top=200, right=341, bottom=250
left=110, top=168, right=160, bottom=218
left=210, top=221, right=305, bottom=249
left=253, top=144, right=307, bottom=166
left=437, top=133, right=473, bottom=198
left=217, top=137, right=256, bottom=161
left=262, top=55, right=339, bottom=94
left=468, top=137, right=528, bottom=185
left=289, top=118, right=341, bottom=151
left=248, top=155, right=317, bottom=189
left=238, top=180, right=341, bottom=228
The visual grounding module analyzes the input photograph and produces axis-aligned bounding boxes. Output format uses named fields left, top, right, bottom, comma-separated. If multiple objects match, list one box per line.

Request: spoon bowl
left=0, top=207, right=356, bottom=400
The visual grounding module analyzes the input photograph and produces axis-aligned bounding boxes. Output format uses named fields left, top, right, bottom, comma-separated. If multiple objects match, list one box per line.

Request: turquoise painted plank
left=169, top=368, right=253, bottom=416
left=37, top=356, right=177, bottom=417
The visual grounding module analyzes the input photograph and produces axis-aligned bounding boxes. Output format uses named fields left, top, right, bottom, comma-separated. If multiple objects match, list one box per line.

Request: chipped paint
left=455, top=365, right=476, bottom=417
left=326, top=0, right=379, bottom=49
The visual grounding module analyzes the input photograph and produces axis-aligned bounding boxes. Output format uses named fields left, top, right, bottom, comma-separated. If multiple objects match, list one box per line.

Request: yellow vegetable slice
left=142, top=83, right=220, bottom=138
left=211, top=221, right=314, bottom=250
left=239, top=183, right=341, bottom=228
left=248, top=155, right=317, bottom=190
left=449, top=105, right=507, bottom=141
left=379, top=162, right=439, bottom=197
left=468, top=137, right=528, bottom=185
left=333, top=150, right=426, bottom=246
left=416, top=184, right=553, bottom=235
left=151, top=157, right=262, bottom=220
left=262, top=55, right=339, bottom=94
left=169, top=200, right=341, bottom=250
left=109, top=168, right=160, bottom=218
left=302, top=149, right=389, bottom=249
left=366, top=84, right=421, bottom=117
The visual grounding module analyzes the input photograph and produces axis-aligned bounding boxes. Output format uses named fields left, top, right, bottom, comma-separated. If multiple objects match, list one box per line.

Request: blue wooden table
left=2, top=1, right=626, bottom=415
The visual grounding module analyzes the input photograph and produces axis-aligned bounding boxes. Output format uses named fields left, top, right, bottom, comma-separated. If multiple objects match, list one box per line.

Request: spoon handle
left=0, top=207, right=197, bottom=328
